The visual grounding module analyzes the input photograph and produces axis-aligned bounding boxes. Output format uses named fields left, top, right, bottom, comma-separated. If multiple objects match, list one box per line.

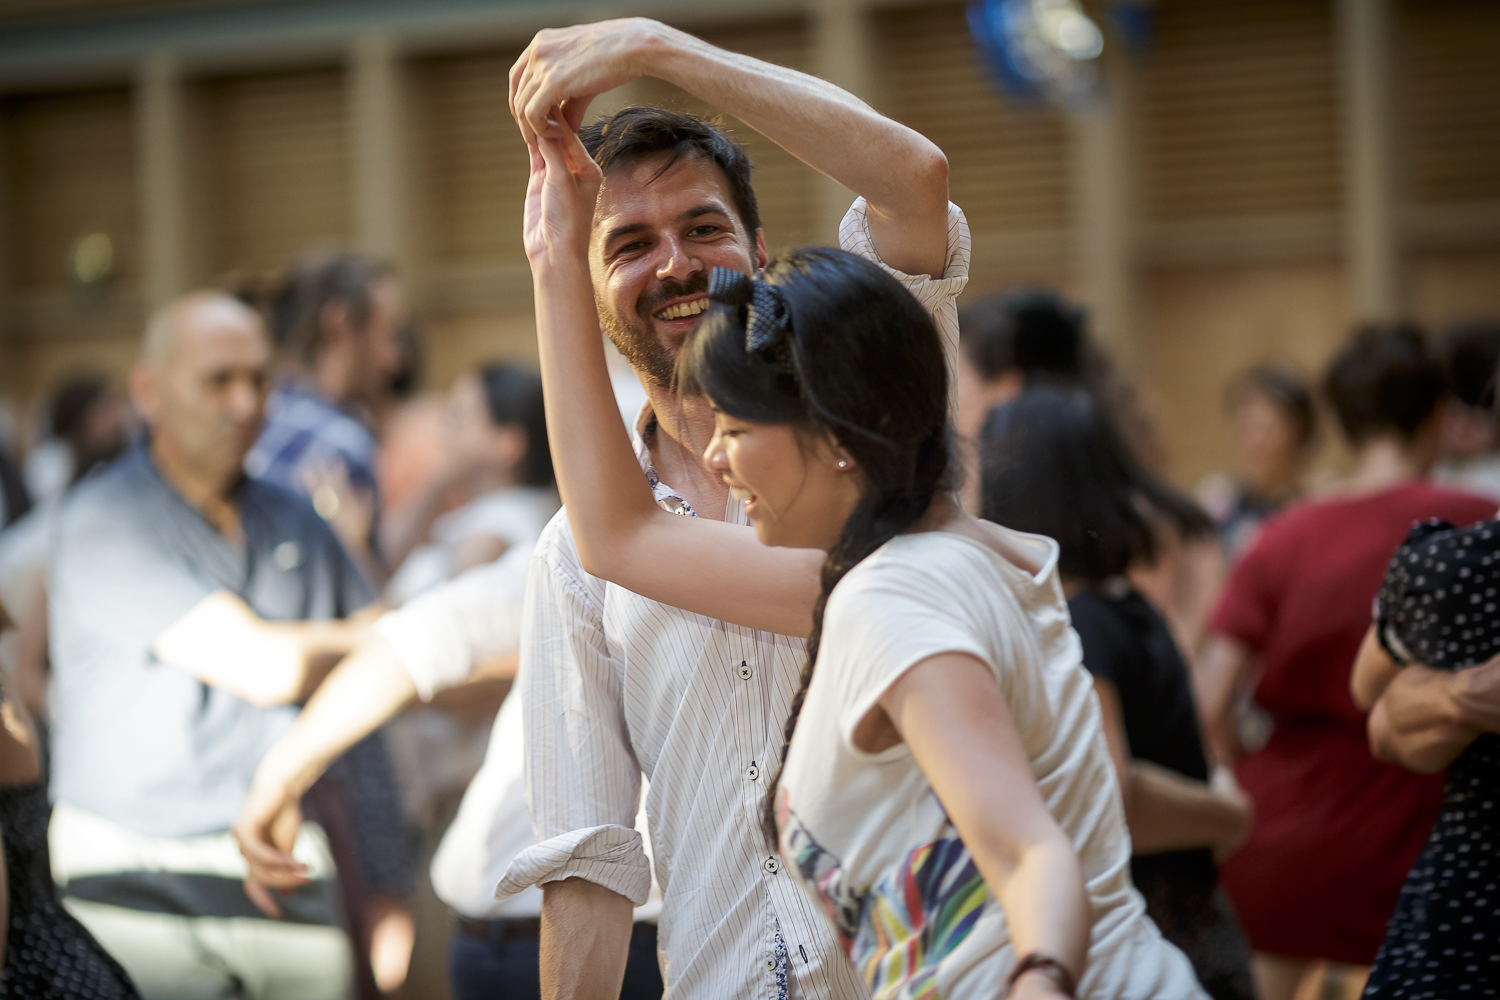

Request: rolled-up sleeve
left=372, top=542, right=533, bottom=701
left=496, top=518, right=650, bottom=906
left=839, top=197, right=971, bottom=421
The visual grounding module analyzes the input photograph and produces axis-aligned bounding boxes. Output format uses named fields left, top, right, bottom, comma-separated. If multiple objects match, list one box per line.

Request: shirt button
left=737, top=662, right=753, bottom=680
left=764, top=956, right=777, bottom=971
left=763, top=856, right=780, bottom=875
left=745, top=764, right=760, bottom=781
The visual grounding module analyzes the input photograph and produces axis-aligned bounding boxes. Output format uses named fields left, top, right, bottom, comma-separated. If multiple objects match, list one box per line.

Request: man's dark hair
left=581, top=107, right=761, bottom=237
left=478, top=363, right=553, bottom=489
left=1226, top=363, right=1317, bottom=448
left=957, top=287, right=1086, bottom=382
left=1323, top=321, right=1447, bottom=447
left=1439, top=319, right=1500, bottom=411
left=265, top=250, right=393, bottom=366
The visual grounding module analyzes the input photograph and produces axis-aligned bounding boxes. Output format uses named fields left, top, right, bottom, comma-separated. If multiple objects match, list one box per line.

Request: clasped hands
left=511, top=20, right=671, bottom=266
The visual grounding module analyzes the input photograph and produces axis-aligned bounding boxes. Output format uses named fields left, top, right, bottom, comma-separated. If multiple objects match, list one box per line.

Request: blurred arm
left=1092, top=679, right=1250, bottom=857
left=153, top=590, right=374, bottom=707
left=234, top=554, right=531, bottom=916
left=1350, top=625, right=1402, bottom=711
left=1367, top=652, right=1500, bottom=774
left=1195, top=635, right=1253, bottom=767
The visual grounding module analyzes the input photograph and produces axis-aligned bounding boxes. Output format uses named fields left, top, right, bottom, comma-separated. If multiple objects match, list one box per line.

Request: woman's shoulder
left=831, top=526, right=1058, bottom=633
left=847, top=527, right=1033, bottom=591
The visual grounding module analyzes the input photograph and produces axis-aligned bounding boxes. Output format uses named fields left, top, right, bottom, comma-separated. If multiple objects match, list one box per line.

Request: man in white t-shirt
left=496, top=19, right=967, bottom=1000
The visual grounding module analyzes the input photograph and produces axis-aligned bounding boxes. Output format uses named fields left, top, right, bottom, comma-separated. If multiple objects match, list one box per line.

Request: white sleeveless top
left=775, top=522, right=1206, bottom=999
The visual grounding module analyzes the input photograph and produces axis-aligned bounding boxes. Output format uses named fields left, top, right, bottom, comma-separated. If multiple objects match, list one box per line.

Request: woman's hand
left=232, top=768, right=309, bottom=919
left=522, top=118, right=603, bottom=270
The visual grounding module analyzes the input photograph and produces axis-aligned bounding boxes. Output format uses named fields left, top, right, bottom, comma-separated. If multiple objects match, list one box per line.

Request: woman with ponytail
left=524, top=125, right=1205, bottom=999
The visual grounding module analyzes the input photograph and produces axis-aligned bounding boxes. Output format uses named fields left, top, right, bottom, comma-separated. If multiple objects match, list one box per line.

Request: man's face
left=590, top=153, right=765, bottom=389
left=353, top=277, right=407, bottom=405
left=148, top=302, right=270, bottom=486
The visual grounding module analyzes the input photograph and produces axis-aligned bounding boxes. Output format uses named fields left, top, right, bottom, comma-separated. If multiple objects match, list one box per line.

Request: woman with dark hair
left=386, top=363, right=558, bottom=604
left=981, top=388, right=1255, bottom=1000
left=1196, top=364, right=1317, bottom=562
left=522, top=127, right=1204, bottom=997
left=1197, top=323, right=1497, bottom=1000
left=1347, top=350, right=1500, bottom=999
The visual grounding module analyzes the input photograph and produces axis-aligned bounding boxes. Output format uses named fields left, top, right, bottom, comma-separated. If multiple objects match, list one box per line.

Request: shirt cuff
left=838, top=196, right=972, bottom=289
left=495, top=824, right=652, bottom=907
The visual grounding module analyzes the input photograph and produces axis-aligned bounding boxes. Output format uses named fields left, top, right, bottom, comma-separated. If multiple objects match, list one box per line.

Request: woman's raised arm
left=524, top=129, right=820, bottom=636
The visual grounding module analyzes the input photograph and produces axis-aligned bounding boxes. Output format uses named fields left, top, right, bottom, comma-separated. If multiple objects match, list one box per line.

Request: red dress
left=1209, top=482, right=1498, bottom=964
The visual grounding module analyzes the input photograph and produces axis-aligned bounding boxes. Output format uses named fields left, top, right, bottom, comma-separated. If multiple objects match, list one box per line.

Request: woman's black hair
left=680, top=247, right=954, bottom=845
left=1226, top=363, right=1317, bottom=449
left=477, top=363, right=554, bottom=489
left=1323, top=322, right=1446, bottom=447
left=980, top=386, right=1212, bottom=581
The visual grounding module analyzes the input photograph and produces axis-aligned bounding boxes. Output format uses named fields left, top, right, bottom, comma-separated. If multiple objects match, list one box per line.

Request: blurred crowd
left=0, top=22, right=1497, bottom=1000
left=0, top=246, right=1495, bottom=1000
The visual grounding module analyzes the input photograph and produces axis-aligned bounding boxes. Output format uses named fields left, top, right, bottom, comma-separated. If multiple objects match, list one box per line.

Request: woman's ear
left=827, top=436, right=855, bottom=472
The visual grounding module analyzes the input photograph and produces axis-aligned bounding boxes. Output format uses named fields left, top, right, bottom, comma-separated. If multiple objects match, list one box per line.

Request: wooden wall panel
left=200, top=67, right=350, bottom=276
left=4, top=87, right=136, bottom=292
left=874, top=3, right=1068, bottom=237
left=412, top=47, right=528, bottom=266
left=1400, top=0, right=1500, bottom=206
left=1408, top=250, right=1500, bottom=329
left=1138, top=258, right=1349, bottom=488
left=1141, top=0, right=1339, bottom=221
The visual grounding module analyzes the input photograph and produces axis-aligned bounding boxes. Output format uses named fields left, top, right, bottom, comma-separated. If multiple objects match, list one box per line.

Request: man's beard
left=597, top=274, right=710, bottom=390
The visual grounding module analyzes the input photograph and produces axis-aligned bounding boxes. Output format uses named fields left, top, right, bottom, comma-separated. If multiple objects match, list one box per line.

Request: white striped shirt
left=498, top=199, right=970, bottom=999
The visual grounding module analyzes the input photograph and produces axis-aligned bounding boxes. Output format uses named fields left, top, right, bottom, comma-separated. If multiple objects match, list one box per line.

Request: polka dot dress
left=1365, top=518, right=1500, bottom=1000
left=0, top=777, right=140, bottom=998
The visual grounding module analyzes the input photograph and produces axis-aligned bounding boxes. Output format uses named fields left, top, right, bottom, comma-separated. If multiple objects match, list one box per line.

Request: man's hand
left=233, top=768, right=310, bottom=919
left=510, top=18, right=661, bottom=145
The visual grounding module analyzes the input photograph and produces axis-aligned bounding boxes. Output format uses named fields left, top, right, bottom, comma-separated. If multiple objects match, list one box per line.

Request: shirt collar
left=633, top=401, right=697, bottom=517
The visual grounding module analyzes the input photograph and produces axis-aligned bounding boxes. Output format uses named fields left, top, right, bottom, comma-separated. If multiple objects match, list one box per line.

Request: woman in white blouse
left=523, top=128, right=1204, bottom=999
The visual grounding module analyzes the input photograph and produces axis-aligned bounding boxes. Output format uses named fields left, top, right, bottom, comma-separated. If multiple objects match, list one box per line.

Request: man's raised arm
left=510, top=17, right=951, bottom=278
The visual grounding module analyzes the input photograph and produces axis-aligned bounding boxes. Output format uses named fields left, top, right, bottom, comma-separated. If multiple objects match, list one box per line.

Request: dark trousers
left=449, top=919, right=662, bottom=1000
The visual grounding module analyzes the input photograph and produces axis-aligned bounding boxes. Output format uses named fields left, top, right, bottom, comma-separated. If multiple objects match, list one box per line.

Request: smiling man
left=495, top=18, right=970, bottom=1000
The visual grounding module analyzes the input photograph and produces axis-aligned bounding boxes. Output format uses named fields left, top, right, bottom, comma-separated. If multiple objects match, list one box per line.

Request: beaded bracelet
left=1006, top=952, right=1078, bottom=998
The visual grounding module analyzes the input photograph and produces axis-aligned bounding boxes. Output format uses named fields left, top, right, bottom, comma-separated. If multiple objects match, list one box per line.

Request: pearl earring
left=837, top=460, right=849, bottom=469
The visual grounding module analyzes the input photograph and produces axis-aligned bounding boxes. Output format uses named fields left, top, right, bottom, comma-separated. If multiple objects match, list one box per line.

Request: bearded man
left=495, top=19, right=970, bottom=1000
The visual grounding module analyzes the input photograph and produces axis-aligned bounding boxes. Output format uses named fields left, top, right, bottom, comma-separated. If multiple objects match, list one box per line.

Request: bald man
left=46, top=293, right=370, bottom=1000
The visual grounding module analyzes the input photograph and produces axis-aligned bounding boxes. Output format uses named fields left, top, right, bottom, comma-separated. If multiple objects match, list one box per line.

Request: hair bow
left=707, top=267, right=790, bottom=352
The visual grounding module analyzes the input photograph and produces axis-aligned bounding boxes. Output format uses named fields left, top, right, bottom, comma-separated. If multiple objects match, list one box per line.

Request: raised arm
left=524, top=131, right=822, bottom=635
left=510, top=18, right=950, bottom=277
left=153, top=590, right=375, bottom=707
